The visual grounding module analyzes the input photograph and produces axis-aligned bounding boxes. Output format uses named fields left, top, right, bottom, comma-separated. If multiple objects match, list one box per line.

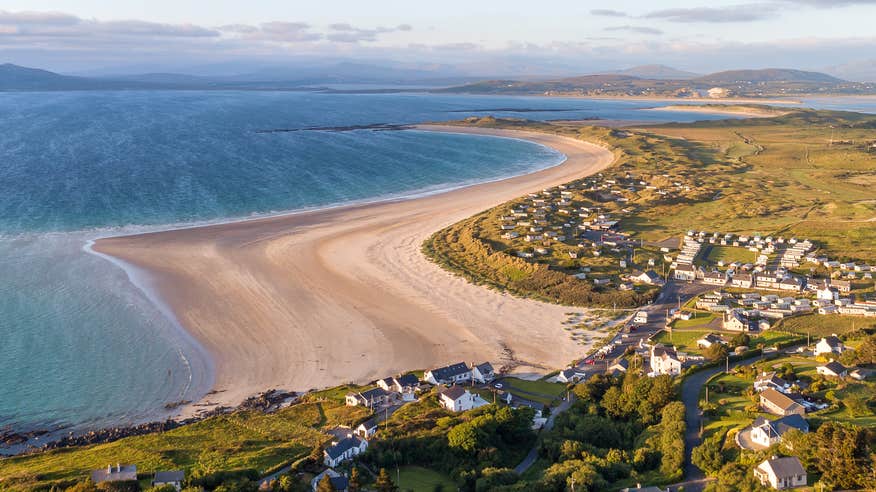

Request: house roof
left=821, top=335, right=842, bottom=348
left=475, top=362, right=494, bottom=374
left=440, top=385, right=468, bottom=401
left=760, top=388, right=801, bottom=411
left=700, top=333, right=724, bottom=345
left=652, top=345, right=679, bottom=361
left=357, top=418, right=377, bottom=430
left=428, top=362, right=470, bottom=381
left=91, top=465, right=137, bottom=483
left=753, top=414, right=809, bottom=438
left=329, top=476, right=349, bottom=491
left=759, top=456, right=805, bottom=478
left=325, top=436, right=365, bottom=460
left=153, top=471, right=185, bottom=483
left=820, top=361, right=846, bottom=375
left=395, top=373, right=420, bottom=387
left=755, top=371, right=788, bottom=388
left=359, top=387, right=388, bottom=400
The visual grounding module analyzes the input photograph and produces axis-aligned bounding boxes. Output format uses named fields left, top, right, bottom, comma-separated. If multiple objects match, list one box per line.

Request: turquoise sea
left=0, top=91, right=863, bottom=442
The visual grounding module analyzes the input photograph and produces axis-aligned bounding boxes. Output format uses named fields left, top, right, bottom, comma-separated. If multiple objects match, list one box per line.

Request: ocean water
left=0, top=90, right=860, bottom=440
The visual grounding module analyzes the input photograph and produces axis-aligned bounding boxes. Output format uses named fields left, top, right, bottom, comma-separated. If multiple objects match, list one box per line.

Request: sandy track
left=93, top=126, right=615, bottom=413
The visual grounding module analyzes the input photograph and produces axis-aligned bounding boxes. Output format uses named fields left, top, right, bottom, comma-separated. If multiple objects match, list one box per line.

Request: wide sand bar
left=93, top=126, right=615, bottom=414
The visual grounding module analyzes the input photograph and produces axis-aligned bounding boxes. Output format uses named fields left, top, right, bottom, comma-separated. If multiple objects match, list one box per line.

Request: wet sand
left=93, top=126, right=615, bottom=414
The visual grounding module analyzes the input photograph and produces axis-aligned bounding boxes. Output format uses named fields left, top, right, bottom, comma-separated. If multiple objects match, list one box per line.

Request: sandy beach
left=93, top=126, right=615, bottom=415
left=643, top=105, right=793, bottom=118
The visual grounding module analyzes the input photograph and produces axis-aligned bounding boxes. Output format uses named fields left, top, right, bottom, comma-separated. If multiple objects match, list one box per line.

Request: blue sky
left=2, top=1, right=876, bottom=77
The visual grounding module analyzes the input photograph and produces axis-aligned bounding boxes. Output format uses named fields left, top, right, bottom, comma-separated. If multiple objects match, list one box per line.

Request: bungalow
left=557, top=367, right=587, bottom=383
left=310, top=469, right=347, bottom=492
left=649, top=345, right=682, bottom=376
left=438, top=386, right=476, bottom=412
left=730, top=273, right=753, bottom=288
left=832, top=279, right=852, bottom=293
left=345, top=387, right=390, bottom=408
left=472, top=362, right=496, bottom=383
left=91, top=464, right=137, bottom=485
left=324, top=435, right=368, bottom=467
left=723, top=309, right=751, bottom=332
left=760, top=388, right=805, bottom=416
left=378, top=373, right=420, bottom=398
left=754, top=456, right=806, bottom=490
left=816, top=361, right=848, bottom=378
left=703, top=271, right=727, bottom=286
left=814, top=335, right=844, bottom=356
left=750, top=415, right=809, bottom=448
left=152, top=471, right=185, bottom=491
left=608, top=359, right=629, bottom=376
left=633, top=270, right=664, bottom=285
left=424, top=362, right=472, bottom=385
left=754, top=372, right=791, bottom=393
left=355, top=418, right=378, bottom=439
left=674, top=263, right=697, bottom=281
left=696, top=333, right=725, bottom=349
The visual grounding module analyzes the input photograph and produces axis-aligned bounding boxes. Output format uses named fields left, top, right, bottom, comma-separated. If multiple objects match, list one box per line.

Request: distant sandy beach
left=94, top=126, right=615, bottom=416
left=643, top=105, right=793, bottom=118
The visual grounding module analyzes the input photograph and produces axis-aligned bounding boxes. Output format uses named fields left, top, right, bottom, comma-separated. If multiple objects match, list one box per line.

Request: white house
left=649, top=345, right=682, bottom=376
left=345, top=387, right=390, bottom=408
left=754, top=456, right=806, bottom=490
left=634, top=311, right=649, bottom=324
left=674, top=264, right=697, bottom=281
left=814, top=335, right=844, bottom=356
left=633, top=270, right=664, bottom=285
left=324, top=436, right=368, bottom=467
left=424, top=362, right=472, bottom=385
left=696, top=333, right=725, bottom=349
left=355, top=418, right=378, bottom=439
left=471, top=362, right=496, bottom=383
left=754, top=372, right=791, bottom=393
left=557, top=367, right=587, bottom=383
left=91, top=464, right=137, bottom=485
left=152, top=471, right=184, bottom=491
left=723, top=309, right=751, bottom=332
left=438, top=386, right=476, bottom=412
left=749, top=415, right=809, bottom=448
left=816, top=361, right=847, bottom=378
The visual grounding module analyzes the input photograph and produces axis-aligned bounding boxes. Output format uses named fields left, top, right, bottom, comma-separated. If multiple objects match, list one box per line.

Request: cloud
left=326, top=23, right=412, bottom=43
left=644, top=4, right=778, bottom=23
left=780, top=0, right=876, bottom=5
left=605, top=25, right=663, bottom=35
left=0, top=10, right=220, bottom=38
left=590, top=9, right=629, bottom=17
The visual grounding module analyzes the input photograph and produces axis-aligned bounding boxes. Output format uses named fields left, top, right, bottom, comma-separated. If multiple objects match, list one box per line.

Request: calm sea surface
left=0, top=91, right=867, bottom=439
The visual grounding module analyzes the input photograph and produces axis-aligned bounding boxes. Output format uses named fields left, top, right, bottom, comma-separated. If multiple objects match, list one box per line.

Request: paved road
left=513, top=393, right=575, bottom=475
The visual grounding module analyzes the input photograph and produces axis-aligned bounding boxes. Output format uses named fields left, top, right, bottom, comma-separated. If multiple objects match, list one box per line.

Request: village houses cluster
left=497, top=170, right=700, bottom=288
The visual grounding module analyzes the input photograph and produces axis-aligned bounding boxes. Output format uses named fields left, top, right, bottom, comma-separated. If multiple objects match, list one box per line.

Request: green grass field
left=703, top=245, right=755, bottom=266
left=655, top=329, right=802, bottom=355
left=396, top=466, right=457, bottom=492
left=774, top=314, right=876, bottom=337
left=499, top=377, right=567, bottom=405
left=0, top=402, right=369, bottom=491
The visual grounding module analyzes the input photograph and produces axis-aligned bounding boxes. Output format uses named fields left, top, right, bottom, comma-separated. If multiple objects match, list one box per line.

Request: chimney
left=116, top=463, right=121, bottom=473
left=107, top=465, right=112, bottom=474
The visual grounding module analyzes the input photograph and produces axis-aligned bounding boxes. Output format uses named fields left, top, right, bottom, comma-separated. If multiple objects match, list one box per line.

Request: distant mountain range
left=605, top=64, right=700, bottom=80
left=1, top=63, right=875, bottom=97
left=440, top=68, right=875, bottom=98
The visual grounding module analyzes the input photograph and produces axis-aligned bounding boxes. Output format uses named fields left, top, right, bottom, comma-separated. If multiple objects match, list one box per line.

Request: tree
left=374, top=468, right=398, bottom=492
left=347, top=467, right=361, bottom=492
left=692, top=433, right=725, bottom=475
left=730, top=333, right=750, bottom=347
left=316, top=475, right=335, bottom=492
left=705, top=343, right=729, bottom=361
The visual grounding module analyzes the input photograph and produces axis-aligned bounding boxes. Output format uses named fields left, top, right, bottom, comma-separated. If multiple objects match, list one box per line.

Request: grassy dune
left=424, top=111, right=876, bottom=309
left=0, top=401, right=369, bottom=491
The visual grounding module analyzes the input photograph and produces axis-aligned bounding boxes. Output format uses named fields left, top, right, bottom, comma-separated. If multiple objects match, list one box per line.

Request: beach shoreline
left=92, top=126, right=616, bottom=418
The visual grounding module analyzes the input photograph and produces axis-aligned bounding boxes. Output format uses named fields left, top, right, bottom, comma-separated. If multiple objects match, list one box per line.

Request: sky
left=1, top=0, right=876, bottom=78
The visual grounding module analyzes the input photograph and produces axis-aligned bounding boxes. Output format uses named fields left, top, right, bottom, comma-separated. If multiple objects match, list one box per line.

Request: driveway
left=514, top=393, right=575, bottom=474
